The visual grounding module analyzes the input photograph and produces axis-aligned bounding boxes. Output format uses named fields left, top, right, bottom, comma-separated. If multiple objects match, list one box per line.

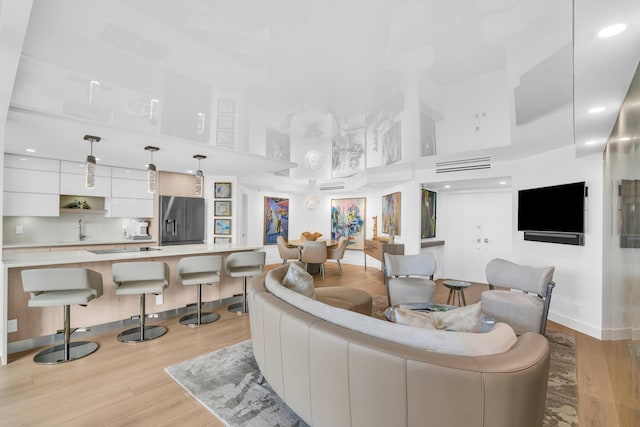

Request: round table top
left=442, top=280, right=471, bottom=289
left=287, top=239, right=337, bottom=247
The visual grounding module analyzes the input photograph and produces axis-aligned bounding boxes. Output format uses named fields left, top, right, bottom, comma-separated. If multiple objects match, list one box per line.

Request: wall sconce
left=83, top=134, right=101, bottom=189
left=145, top=145, right=159, bottom=193
left=193, top=154, right=206, bottom=197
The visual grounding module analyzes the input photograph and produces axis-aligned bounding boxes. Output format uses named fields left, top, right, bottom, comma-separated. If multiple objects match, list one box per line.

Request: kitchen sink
left=88, top=247, right=162, bottom=255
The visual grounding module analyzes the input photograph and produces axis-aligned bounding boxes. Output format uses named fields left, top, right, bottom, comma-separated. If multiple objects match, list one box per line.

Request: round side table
left=442, top=280, right=471, bottom=306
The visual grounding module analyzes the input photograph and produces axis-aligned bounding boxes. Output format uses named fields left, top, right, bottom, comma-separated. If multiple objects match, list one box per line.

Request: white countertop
left=3, top=238, right=158, bottom=249
left=1, top=243, right=264, bottom=268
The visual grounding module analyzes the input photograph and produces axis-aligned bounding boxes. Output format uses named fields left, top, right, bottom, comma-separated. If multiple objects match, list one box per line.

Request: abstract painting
left=331, top=198, right=366, bottom=250
left=264, top=196, right=289, bottom=244
left=421, top=189, right=437, bottom=238
left=214, top=218, right=231, bottom=235
left=382, top=192, right=401, bottom=235
left=214, top=182, right=232, bottom=198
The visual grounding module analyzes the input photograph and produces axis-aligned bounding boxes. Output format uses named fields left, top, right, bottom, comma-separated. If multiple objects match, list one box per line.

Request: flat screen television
left=517, top=181, right=586, bottom=234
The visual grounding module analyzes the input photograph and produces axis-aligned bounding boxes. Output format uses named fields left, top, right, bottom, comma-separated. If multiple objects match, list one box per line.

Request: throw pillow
left=394, top=302, right=482, bottom=332
left=281, top=263, right=316, bottom=298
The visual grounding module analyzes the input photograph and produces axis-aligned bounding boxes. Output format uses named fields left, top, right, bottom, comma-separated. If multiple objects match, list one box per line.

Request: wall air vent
left=436, top=156, right=491, bottom=173
left=320, top=182, right=345, bottom=191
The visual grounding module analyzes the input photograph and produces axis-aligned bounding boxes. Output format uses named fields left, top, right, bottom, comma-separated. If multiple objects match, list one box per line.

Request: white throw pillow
left=281, top=263, right=316, bottom=298
left=394, top=302, right=482, bottom=332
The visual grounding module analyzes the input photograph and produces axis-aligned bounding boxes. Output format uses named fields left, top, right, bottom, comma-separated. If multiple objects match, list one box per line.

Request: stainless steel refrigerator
left=159, top=196, right=205, bottom=245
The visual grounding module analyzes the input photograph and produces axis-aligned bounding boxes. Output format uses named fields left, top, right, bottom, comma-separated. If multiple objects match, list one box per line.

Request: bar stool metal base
left=33, top=341, right=99, bottom=364
left=117, top=325, right=167, bottom=343
left=179, top=311, right=220, bottom=326
left=227, top=301, right=247, bottom=313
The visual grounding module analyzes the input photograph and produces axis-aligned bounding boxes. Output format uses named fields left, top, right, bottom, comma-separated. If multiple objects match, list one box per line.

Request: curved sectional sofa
left=247, top=263, right=550, bottom=427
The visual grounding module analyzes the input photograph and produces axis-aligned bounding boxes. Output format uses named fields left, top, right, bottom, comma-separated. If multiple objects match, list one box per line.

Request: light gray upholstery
left=383, top=252, right=437, bottom=305
left=482, top=258, right=555, bottom=335
left=112, top=261, right=169, bottom=295
left=276, top=236, right=301, bottom=265
left=177, top=255, right=222, bottom=286
left=224, top=251, right=266, bottom=277
left=248, top=268, right=550, bottom=427
left=326, top=237, right=348, bottom=273
left=22, top=268, right=103, bottom=307
left=301, top=241, right=328, bottom=279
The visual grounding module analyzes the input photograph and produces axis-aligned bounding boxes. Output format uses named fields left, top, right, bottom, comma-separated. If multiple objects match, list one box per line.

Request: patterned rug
left=166, top=297, right=578, bottom=426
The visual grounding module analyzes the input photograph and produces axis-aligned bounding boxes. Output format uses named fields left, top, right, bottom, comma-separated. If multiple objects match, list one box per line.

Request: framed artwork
left=331, top=127, right=365, bottom=179
left=331, top=198, right=366, bottom=250
left=421, top=189, right=437, bottom=239
left=214, top=218, right=231, bottom=235
left=382, top=192, right=401, bottom=235
left=214, top=200, right=232, bottom=216
left=217, top=115, right=235, bottom=130
left=214, top=182, right=232, bottom=198
left=382, top=120, right=401, bottom=165
left=218, top=98, right=236, bottom=114
left=214, top=237, right=231, bottom=244
left=216, top=131, right=234, bottom=148
left=264, top=196, right=289, bottom=244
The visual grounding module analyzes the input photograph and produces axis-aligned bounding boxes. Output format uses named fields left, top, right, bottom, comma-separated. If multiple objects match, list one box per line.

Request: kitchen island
left=0, top=243, right=263, bottom=365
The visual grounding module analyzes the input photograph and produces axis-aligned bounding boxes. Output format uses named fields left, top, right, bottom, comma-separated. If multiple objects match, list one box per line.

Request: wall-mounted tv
left=518, top=181, right=586, bottom=234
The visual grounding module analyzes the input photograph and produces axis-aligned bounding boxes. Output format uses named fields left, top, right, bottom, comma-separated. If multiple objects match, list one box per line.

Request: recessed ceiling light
left=25, top=148, right=35, bottom=153
left=588, top=106, right=605, bottom=114
left=444, top=185, right=451, bottom=189
left=499, top=181, right=507, bottom=185
left=187, top=170, right=193, bottom=174
left=598, top=23, right=626, bottom=38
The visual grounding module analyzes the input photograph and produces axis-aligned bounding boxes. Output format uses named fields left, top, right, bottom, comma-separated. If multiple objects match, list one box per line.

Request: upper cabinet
left=3, top=155, right=60, bottom=216
left=106, top=167, right=154, bottom=218
left=59, top=161, right=111, bottom=197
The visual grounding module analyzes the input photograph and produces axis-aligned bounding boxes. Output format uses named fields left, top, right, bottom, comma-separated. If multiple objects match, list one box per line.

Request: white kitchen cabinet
left=60, top=161, right=111, bottom=177
left=3, top=155, right=60, bottom=216
left=105, top=197, right=153, bottom=218
left=60, top=173, right=111, bottom=197
left=111, top=178, right=152, bottom=199
left=3, top=192, right=59, bottom=216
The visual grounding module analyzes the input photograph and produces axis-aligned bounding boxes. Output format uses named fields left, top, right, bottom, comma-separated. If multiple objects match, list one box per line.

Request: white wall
left=511, top=146, right=604, bottom=338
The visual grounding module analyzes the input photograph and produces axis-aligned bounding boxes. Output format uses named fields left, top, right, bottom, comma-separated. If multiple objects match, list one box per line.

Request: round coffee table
left=442, top=280, right=471, bottom=306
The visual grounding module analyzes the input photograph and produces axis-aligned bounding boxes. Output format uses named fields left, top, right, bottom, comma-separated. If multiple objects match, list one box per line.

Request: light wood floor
left=0, top=263, right=637, bottom=426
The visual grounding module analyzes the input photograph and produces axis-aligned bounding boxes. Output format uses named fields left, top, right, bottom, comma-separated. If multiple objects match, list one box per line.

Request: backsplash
left=3, top=213, right=150, bottom=245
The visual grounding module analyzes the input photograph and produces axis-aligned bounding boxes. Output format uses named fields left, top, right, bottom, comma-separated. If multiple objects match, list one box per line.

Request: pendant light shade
left=83, top=135, right=101, bottom=189
left=193, top=154, right=206, bottom=197
left=145, top=146, right=159, bottom=193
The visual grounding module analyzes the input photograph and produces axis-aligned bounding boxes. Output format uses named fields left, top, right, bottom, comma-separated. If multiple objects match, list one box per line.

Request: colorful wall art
left=264, top=196, right=289, bottom=244
left=421, top=189, right=437, bottom=238
left=331, top=198, right=366, bottom=250
left=382, top=192, right=401, bottom=235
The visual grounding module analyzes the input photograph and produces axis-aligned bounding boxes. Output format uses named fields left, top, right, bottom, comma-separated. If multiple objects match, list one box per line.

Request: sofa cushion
left=281, top=262, right=316, bottom=298
left=393, top=302, right=482, bottom=332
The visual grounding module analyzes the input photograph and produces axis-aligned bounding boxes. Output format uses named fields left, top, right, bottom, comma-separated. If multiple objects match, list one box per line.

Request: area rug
left=166, top=300, right=578, bottom=427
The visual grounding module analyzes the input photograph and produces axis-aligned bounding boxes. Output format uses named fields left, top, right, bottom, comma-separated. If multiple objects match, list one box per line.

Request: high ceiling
left=2, top=0, right=640, bottom=185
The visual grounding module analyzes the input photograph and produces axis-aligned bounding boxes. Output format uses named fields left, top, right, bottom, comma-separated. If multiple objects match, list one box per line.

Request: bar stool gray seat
left=112, top=261, right=170, bottom=343
left=177, top=255, right=223, bottom=326
left=21, top=268, right=103, bottom=364
left=225, top=251, right=266, bottom=313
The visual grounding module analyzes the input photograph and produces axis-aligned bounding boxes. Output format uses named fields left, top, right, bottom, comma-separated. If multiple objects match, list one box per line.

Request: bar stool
left=176, top=255, right=223, bottom=326
left=21, top=268, right=103, bottom=364
left=112, top=261, right=170, bottom=343
left=225, top=251, right=266, bottom=313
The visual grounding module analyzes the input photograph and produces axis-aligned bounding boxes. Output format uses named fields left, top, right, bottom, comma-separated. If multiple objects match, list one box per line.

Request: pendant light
left=193, top=154, right=206, bottom=197
left=144, top=146, right=159, bottom=193
left=83, top=135, right=101, bottom=189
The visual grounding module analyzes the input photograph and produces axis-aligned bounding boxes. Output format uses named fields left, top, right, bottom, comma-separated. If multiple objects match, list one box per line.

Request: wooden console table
left=364, top=239, right=404, bottom=271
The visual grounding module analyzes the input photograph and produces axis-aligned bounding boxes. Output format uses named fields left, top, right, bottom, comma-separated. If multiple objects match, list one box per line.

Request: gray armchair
left=383, top=252, right=437, bottom=306
left=482, top=258, right=555, bottom=335
left=301, top=241, right=328, bottom=279
left=326, top=237, right=348, bottom=273
left=276, top=235, right=300, bottom=265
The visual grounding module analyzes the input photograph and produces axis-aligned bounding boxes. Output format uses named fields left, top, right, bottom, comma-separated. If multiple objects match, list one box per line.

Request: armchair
left=482, top=258, right=555, bottom=335
left=276, top=236, right=300, bottom=265
left=301, top=240, right=328, bottom=279
left=383, top=252, right=437, bottom=306
left=326, top=237, right=348, bottom=273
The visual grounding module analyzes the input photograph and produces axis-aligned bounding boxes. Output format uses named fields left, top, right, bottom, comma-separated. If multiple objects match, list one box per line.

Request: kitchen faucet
left=78, top=219, right=86, bottom=241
